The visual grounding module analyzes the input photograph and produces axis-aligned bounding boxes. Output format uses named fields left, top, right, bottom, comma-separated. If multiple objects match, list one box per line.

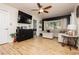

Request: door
left=0, top=9, right=10, bottom=44
left=33, top=20, right=37, bottom=36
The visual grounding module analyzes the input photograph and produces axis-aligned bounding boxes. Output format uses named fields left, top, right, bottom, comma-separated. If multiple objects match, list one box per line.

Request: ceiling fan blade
left=44, top=6, right=52, bottom=9
left=44, top=11, right=48, bottom=13
left=37, top=3, right=42, bottom=8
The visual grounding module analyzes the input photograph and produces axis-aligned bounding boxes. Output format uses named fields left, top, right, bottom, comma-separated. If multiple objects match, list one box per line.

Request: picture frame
left=76, top=5, right=79, bottom=17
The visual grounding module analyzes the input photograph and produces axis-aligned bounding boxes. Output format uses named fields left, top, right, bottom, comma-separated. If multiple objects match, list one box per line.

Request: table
left=62, top=34, right=78, bottom=50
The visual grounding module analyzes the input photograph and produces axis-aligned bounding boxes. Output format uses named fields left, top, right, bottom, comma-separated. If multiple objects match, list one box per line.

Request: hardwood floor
left=0, top=37, right=79, bottom=55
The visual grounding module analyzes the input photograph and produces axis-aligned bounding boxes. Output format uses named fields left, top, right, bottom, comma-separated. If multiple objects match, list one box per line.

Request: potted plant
left=10, top=33, right=16, bottom=42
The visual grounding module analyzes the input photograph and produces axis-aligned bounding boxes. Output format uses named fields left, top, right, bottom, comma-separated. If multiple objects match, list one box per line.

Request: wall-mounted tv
left=18, top=11, right=32, bottom=24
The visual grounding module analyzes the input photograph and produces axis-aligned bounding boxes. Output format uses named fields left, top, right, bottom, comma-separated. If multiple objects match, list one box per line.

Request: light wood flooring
left=0, top=37, right=79, bottom=55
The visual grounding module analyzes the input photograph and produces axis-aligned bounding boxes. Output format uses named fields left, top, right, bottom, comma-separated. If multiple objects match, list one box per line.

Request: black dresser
left=16, top=29, right=33, bottom=42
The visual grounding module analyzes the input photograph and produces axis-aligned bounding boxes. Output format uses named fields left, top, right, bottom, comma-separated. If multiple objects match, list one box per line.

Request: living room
left=0, top=3, right=79, bottom=55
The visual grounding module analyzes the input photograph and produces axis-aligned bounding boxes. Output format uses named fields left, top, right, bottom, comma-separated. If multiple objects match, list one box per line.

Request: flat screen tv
left=18, top=11, right=32, bottom=24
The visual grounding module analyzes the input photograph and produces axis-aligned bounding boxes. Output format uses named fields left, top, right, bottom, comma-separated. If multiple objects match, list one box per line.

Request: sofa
left=42, top=31, right=54, bottom=39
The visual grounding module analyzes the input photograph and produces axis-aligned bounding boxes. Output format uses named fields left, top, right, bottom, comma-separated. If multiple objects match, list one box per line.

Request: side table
left=62, top=34, right=78, bottom=50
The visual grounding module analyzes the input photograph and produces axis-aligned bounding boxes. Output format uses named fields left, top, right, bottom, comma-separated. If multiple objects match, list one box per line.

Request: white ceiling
left=6, top=3, right=77, bottom=19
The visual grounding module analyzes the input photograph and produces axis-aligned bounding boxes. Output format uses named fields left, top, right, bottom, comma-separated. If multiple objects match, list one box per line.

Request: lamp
left=67, top=24, right=76, bottom=30
left=67, top=24, right=76, bottom=36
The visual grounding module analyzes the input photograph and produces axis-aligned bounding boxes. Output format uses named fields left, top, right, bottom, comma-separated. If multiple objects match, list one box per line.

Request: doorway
left=33, top=20, right=37, bottom=37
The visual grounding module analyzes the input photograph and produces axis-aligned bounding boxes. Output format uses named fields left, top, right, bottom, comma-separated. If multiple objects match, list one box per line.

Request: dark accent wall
left=18, top=11, right=32, bottom=24
left=42, top=14, right=71, bottom=31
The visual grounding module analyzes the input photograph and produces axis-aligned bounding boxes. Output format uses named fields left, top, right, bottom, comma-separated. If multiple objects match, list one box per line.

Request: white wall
left=70, top=4, right=79, bottom=48
left=0, top=4, right=18, bottom=42
left=32, top=15, right=42, bottom=36
left=75, top=4, right=79, bottom=35
left=70, top=12, right=77, bottom=25
left=74, top=4, right=79, bottom=48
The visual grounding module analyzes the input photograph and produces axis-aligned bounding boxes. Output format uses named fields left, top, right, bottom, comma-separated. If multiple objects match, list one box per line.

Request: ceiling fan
left=31, top=3, right=52, bottom=14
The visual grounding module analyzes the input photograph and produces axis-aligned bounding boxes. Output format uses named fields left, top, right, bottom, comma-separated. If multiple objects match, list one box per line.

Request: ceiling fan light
left=39, top=8, right=44, bottom=12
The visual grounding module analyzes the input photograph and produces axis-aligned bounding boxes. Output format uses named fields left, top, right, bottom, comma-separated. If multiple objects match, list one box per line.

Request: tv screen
left=18, top=11, right=32, bottom=24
